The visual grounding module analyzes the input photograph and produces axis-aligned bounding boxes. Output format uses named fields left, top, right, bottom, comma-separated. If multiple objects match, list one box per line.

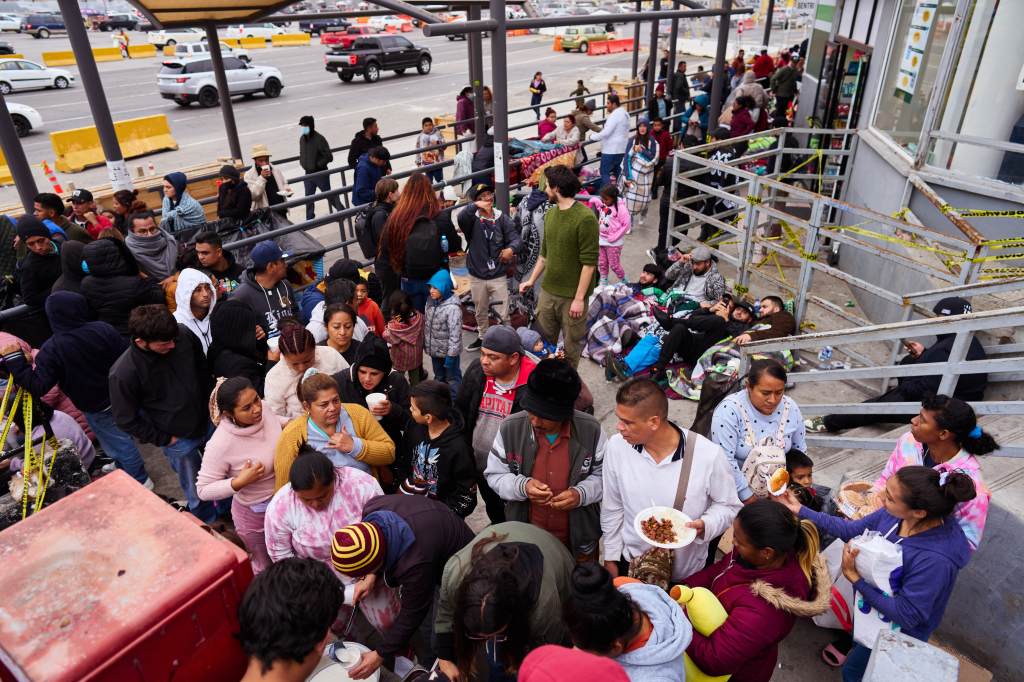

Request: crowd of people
left=0, top=44, right=999, bottom=682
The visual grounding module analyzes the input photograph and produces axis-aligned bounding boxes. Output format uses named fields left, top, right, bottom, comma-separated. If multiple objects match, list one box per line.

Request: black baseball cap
left=469, top=183, right=495, bottom=200
left=70, top=188, right=93, bottom=204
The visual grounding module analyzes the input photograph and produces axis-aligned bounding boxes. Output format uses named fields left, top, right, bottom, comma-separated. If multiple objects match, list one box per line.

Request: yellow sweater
left=274, top=403, right=396, bottom=492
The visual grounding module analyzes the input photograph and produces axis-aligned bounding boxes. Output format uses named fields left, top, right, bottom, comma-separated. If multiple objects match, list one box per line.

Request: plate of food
left=634, top=506, right=697, bottom=549
left=836, top=480, right=877, bottom=519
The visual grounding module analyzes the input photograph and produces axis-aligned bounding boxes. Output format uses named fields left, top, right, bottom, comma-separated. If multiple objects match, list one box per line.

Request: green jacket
left=433, top=521, right=574, bottom=662
left=299, top=130, right=333, bottom=173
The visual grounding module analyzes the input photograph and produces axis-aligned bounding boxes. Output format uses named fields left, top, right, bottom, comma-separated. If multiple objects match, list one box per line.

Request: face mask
left=300, top=126, right=310, bottom=136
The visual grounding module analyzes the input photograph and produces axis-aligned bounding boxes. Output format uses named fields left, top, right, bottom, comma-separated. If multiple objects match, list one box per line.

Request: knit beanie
left=354, top=334, right=393, bottom=374
left=332, top=521, right=385, bottom=577
left=16, top=216, right=51, bottom=242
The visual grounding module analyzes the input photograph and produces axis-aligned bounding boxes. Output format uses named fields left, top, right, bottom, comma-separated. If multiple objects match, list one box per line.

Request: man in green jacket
left=519, top=165, right=599, bottom=368
left=769, top=53, right=800, bottom=122
left=484, top=358, right=605, bottom=562
left=298, top=115, right=342, bottom=221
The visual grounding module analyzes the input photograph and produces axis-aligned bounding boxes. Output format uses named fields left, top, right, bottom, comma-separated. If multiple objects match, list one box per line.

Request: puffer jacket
left=80, top=238, right=165, bottom=337
left=423, top=271, right=462, bottom=359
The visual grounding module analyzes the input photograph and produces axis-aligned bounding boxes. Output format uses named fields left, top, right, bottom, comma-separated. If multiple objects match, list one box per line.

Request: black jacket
left=207, top=298, right=270, bottom=395
left=898, top=334, right=988, bottom=401
left=216, top=180, right=252, bottom=222
left=18, top=246, right=62, bottom=308
left=361, top=494, right=474, bottom=657
left=231, top=269, right=299, bottom=338
left=472, top=138, right=494, bottom=175
left=179, top=248, right=246, bottom=294
left=52, top=240, right=86, bottom=295
left=80, top=238, right=165, bottom=336
left=108, top=325, right=212, bottom=446
left=398, top=414, right=477, bottom=517
left=347, top=130, right=384, bottom=169
left=299, top=130, right=333, bottom=173
left=456, top=204, right=521, bottom=280
left=2, top=291, right=127, bottom=413
left=333, top=337, right=411, bottom=449
left=668, top=69, right=691, bottom=106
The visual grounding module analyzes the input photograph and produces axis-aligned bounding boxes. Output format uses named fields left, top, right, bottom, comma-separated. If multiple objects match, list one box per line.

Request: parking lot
left=0, top=26, right=677, bottom=206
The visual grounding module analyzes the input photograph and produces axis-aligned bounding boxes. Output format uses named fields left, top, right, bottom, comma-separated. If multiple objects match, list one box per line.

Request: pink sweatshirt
left=588, top=196, right=631, bottom=246
left=196, top=412, right=284, bottom=506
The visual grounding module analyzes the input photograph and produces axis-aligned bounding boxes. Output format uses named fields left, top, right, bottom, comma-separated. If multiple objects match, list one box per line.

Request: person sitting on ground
left=274, top=370, right=395, bottom=490
left=330, top=495, right=475, bottom=679
left=780, top=467, right=975, bottom=682
left=399, top=380, right=477, bottom=516
left=14, top=217, right=62, bottom=311
left=565, top=563, right=690, bottom=680
left=216, top=164, right=252, bottom=223
left=264, top=323, right=347, bottom=420
left=433, top=522, right=575, bottom=681
left=245, top=145, right=293, bottom=211
left=543, top=114, right=582, bottom=164
left=353, top=146, right=391, bottom=206
left=383, top=289, right=426, bottom=385
left=159, top=172, right=205, bottom=235
left=732, top=295, right=796, bottom=345
left=68, top=188, right=112, bottom=239
left=634, top=262, right=668, bottom=294
left=236, top=558, right=344, bottom=682
left=664, top=245, right=727, bottom=307
left=207, top=299, right=270, bottom=395
left=322, top=303, right=362, bottom=364
left=646, top=297, right=755, bottom=379
left=124, top=210, right=178, bottom=283
left=172, top=268, right=217, bottom=354
left=682, top=500, right=829, bottom=682
left=520, top=645, right=630, bottom=682
left=182, top=231, right=246, bottom=297
left=32, top=192, right=91, bottom=243
left=602, top=378, right=741, bottom=583
left=108, top=305, right=217, bottom=523
left=813, top=297, right=988, bottom=432
left=425, top=270, right=464, bottom=389
left=347, top=117, right=386, bottom=169
left=197, top=377, right=282, bottom=573
left=233, top=240, right=299, bottom=340
left=81, top=236, right=165, bottom=337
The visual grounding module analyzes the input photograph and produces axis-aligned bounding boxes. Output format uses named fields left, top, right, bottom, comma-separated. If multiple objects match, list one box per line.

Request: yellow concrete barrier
left=0, top=148, right=12, bottom=186
left=222, top=38, right=241, bottom=48
left=0, top=54, right=23, bottom=59
left=127, top=44, right=156, bottom=59
left=240, top=37, right=266, bottom=49
left=51, top=115, right=178, bottom=173
left=271, top=33, right=310, bottom=47
left=92, top=47, right=123, bottom=63
left=42, top=51, right=75, bottom=67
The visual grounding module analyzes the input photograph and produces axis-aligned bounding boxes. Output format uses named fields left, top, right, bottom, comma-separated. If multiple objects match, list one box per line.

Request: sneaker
left=609, top=355, right=631, bottom=382
left=100, top=461, right=117, bottom=474
left=465, top=337, right=482, bottom=352
left=805, top=417, right=827, bottom=433
left=646, top=248, right=657, bottom=263
left=598, top=277, right=609, bottom=287
left=143, top=477, right=155, bottom=491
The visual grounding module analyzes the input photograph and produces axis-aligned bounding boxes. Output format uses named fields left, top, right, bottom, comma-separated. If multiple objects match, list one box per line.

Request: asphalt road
left=0, top=27, right=702, bottom=206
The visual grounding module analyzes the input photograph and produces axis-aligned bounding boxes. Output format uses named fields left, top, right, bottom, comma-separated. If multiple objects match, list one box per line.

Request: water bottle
left=818, top=346, right=833, bottom=363
left=440, top=234, right=449, bottom=263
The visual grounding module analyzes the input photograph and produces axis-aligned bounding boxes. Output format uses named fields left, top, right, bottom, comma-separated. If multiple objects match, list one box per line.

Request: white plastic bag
left=812, top=540, right=854, bottom=632
left=850, top=531, right=902, bottom=592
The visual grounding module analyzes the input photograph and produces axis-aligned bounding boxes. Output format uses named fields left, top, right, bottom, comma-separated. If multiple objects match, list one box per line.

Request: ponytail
left=794, top=519, right=821, bottom=587
left=894, top=465, right=976, bottom=520
left=737, top=499, right=820, bottom=587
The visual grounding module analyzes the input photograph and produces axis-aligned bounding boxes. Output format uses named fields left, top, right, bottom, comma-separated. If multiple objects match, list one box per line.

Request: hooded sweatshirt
left=52, top=239, right=86, bottom=294
left=398, top=413, right=477, bottom=517
left=208, top=299, right=270, bottom=395
left=160, top=171, right=206, bottom=234
left=172, top=268, right=218, bottom=354
left=334, top=334, right=410, bottom=450
left=81, top=238, right=165, bottom=337
left=800, top=506, right=971, bottom=643
left=232, top=268, right=299, bottom=339
left=424, top=270, right=462, bottom=359
left=614, top=581, right=691, bottom=682
left=684, top=551, right=831, bottom=682
left=1, top=292, right=126, bottom=414
left=16, top=217, right=62, bottom=308
left=125, top=228, right=178, bottom=281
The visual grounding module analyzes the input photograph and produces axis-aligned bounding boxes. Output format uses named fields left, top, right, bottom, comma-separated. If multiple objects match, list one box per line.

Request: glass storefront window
left=872, top=1, right=957, bottom=154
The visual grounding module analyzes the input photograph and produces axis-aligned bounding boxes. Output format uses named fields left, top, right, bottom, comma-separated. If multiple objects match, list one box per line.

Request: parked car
left=0, top=41, right=13, bottom=55
left=561, top=25, right=610, bottom=52
left=0, top=59, right=74, bottom=94
left=320, top=24, right=379, bottom=48
left=158, top=56, right=283, bottom=107
left=299, top=17, right=349, bottom=35
left=21, top=14, right=65, bottom=39
left=96, top=13, right=138, bottom=31
left=225, top=24, right=287, bottom=40
left=174, top=41, right=251, bottom=63
left=367, top=15, right=406, bottom=31
left=0, top=13, right=21, bottom=32
left=147, top=27, right=206, bottom=48
left=8, top=101, right=41, bottom=137
left=324, top=35, right=431, bottom=83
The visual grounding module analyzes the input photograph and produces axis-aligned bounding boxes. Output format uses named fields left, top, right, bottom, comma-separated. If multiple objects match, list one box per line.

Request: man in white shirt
left=602, top=378, right=741, bottom=582
left=589, top=94, right=631, bottom=188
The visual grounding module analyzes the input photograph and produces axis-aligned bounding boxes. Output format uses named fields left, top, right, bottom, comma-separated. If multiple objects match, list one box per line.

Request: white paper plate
left=634, top=506, right=697, bottom=549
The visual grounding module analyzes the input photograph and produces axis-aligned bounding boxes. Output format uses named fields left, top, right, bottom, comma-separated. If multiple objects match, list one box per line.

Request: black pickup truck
left=324, top=35, right=432, bottom=83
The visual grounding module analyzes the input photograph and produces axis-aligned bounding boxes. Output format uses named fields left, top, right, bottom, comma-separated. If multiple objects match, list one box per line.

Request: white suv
left=225, top=24, right=287, bottom=40
left=147, top=27, right=205, bottom=48
left=174, top=41, right=251, bottom=63
left=157, top=56, right=283, bottom=108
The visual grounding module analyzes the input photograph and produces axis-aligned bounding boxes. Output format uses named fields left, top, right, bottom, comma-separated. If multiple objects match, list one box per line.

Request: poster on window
left=895, top=0, right=937, bottom=97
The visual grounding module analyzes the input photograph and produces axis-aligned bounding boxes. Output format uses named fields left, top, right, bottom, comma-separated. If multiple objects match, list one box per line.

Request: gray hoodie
left=615, top=582, right=691, bottom=682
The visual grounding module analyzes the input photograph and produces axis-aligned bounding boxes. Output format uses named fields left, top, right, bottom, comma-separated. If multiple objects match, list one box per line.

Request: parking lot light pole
left=0, top=92, right=38, bottom=212
left=56, top=0, right=131, bottom=191
left=488, top=0, right=510, bottom=213
left=205, top=24, right=243, bottom=162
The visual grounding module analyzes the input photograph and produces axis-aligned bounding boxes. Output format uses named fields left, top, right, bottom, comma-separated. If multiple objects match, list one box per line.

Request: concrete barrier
left=240, top=37, right=266, bottom=49
left=588, top=40, right=610, bottom=55
left=128, top=44, right=157, bottom=59
left=0, top=148, right=12, bottom=186
left=400, top=22, right=413, bottom=32
left=51, top=114, right=178, bottom=173
left=0, top=54, right=23, bottom=59
left=553, top=36, right=562, bottom=51
left=41, top=51, right=75, bottom=67
left=270, top=33, right=310, bottom=47
left=92, top=47, right=122, bottom=63
left=222, top=38, right=241, bottom=48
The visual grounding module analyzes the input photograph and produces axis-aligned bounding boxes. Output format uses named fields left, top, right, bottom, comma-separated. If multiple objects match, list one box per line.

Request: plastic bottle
left=440, top=234, right=449, bottom=263
left=818, top=346, right=833, bottom=363
left=670, top=585, right=731, bottom=682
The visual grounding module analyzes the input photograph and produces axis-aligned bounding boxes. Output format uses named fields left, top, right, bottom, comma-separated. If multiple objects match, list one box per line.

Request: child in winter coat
left=399, top=379, right=477, bottom=517
left=424, top=270, right=463, bottom=390
left=383, top=290, right=425, bottom=385
left=589, top=185, right=631, bottom=285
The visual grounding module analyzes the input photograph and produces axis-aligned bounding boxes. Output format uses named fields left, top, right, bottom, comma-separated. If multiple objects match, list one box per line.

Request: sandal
left=820, top=642, right=848, bottom=668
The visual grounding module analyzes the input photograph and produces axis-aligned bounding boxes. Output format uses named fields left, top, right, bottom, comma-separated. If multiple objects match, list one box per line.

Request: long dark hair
left=383, top=172, right=439, bottom=272
left=453, top=534, right=535, bottom=678
left=564, top=563, right=640, bottom=655
left=289, top=446, right=334, bottom=491
left=921, top=394, right=999, bottom=456
left=895, top=466, right=976, bottom=521
left=738, top=499, right=820, bottom=586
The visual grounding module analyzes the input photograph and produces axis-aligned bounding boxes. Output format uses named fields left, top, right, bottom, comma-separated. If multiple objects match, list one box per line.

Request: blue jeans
left=599, top=152, right=624, bottom=189
left=431, top=356, right=462, bottom=398
left=401, top=277, right=432, bottom=312
left=303, top=174, right=343, bottom=221
left=84, top=408, right=148, bottom=484
left=164, top=426, right=217, bottom=524
left=842, top=643, right=871, bottom=682
left=531, top=94, right=542, bottom=119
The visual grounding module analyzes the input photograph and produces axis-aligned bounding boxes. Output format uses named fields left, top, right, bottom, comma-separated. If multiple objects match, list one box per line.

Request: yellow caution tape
left=823, top=225, right=968, bottom=260
left=942, top=206, right=1024, bottom=218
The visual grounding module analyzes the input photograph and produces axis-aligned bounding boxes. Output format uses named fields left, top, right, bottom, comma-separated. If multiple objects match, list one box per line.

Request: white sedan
left=0, top=59, right=74, bottom=94
left=8, top=102, right=42, bottom=137
left=0, top=13, right=21, bottom=32
left=224, top=24, right=287, bottom=40
left=368, top=15, right=407, bottom=30
left=147, top=27, right=206, bottom=48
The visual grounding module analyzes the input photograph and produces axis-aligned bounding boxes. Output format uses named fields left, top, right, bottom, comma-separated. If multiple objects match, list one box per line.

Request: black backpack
left=403, top=217, right=442, bottom=280
left=689, top=369, right=743, bottom=438
left=354, top=205, right=376, bottom=261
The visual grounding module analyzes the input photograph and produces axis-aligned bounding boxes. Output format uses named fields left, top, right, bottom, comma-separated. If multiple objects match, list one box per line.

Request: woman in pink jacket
left=196, top=377, right=282, bottom=573
left=589, top=185, right=631, bottom=286
left=873, top=394, right=995, bottom=551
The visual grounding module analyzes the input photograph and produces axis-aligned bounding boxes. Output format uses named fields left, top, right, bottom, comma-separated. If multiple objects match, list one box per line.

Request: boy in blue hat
left=424, top=270, right=463, bottom=391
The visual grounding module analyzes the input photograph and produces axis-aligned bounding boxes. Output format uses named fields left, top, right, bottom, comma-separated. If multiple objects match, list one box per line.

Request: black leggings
left=655, top=317, right=726, bottom=369
left=822, top=386, right=916, bottom=432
